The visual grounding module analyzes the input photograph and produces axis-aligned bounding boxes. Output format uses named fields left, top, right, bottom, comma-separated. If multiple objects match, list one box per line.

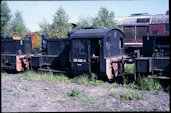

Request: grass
left=124, top=63, right=134, bottom=74
left=30, top=103, right=41, bottom=107
left=122, top=63, right=163, bottom=93
left=71, top=73, right=105, bottom=86
left=107, top=82, right=120, bottom=89
left=66, top=88, right=95, bottom=103
left=20, top=71, right=71, bottom=83
left=138, top=75, right=163, bottom=94
left=1, top=69, right=165, bottom=94
left=82, top=96, right=95, bottom=103
left=66, top=88, right=81, bottom=98
left=1, top=69, right=12, bottom=76
left=109, top=91, right=146, bottom=101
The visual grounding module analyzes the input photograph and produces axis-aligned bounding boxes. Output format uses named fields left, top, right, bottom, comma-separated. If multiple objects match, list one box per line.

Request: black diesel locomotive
left=1, top=28, right=170, bottom=81
left=30, top=29, right=127, bottom=80
left=1, top=29, right=127, bottom=81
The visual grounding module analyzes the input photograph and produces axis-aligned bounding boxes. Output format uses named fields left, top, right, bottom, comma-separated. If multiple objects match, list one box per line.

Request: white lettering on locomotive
left=73, top=59, right=86, bottom=63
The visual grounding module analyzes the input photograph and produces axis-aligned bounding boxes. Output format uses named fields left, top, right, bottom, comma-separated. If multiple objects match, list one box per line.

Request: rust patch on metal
left=16, top=54, right=33, bottom=72
left=106, top=55, right=127, bottom=80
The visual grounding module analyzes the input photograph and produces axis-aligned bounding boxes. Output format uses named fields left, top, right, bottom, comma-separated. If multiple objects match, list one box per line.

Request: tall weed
left=138, top=75, right=163, bottom=93
left=124, top=63, right=134, bottom=74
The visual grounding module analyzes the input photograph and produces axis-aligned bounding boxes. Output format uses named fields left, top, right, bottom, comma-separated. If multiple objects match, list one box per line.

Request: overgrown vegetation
left=72, top=73, right=105, bottom=86
left=109, top=91, right=146, bottom=101
left=1, top=68, right=165, bottom=94
left=123, top=63, right=134, bottom=74
left=66, top=88, right=81, bottom=98
left=20, top=71, right=71, bottom=84
left=138, top=75, right=163, bottom=94
left=1, top=70, right=9, bottom=76
left=66, top=88, right=95, bottom=103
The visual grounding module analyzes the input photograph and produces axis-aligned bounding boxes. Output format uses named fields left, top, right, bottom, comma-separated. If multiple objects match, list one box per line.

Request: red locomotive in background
left=116, top=10, right=169, bottom=57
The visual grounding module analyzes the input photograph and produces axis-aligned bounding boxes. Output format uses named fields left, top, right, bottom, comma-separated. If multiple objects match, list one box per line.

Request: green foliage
left=66, top=88, right=81, bottom=98
left=92, top=7, right=118, bottom=29
left=50, top=7, right=70, bottom=38
left=124, top=81, right=136, bottom=89
left=138, top=76, right=163, bottom=93
left=166, top=85, right=170, bottom=92
left=110, top=91, right=146, bottom=101
left=76, top=16, right=92, bottom=30
left=111, top=82, right=120, bottom=88
left=20, top=71, right=70, bottom=83
left=76, top=7, right=118, bottom=30
left=1, top=1, right=12, bottom=34
left=122, top=74, right=136, bottom=89
left=9, top=10, right=29, bottom=38
left=39, top=18, right=50, bottom=35
left=124, top=63, right=134, bottom=74
left=72, top=74, right=90, bottom=85
left=1, top=70, right=9, bottom=76
left=72, top=73, right=104, bottom=86
left=82, top=96, right=95, bottom=103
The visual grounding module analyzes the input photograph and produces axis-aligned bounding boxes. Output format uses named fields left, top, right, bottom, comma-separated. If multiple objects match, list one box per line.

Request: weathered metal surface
left=69, top=29, right=125, bottom=39
left=106, top=55, right=127, bottom=80
left=135, top=35, right=170, bottom=79
left=16, top=54, right=34, bottom=72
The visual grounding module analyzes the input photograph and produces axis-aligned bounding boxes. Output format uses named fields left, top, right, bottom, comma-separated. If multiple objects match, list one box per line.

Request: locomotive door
left=90, top=39, right=101, bottom=73
left=71, top=39, right=91, bottom=73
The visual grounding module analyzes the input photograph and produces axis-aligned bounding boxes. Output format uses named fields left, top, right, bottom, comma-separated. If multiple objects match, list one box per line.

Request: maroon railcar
left=149, top=14, right=169, bottom=36
left=116, top=11, right=169, bottom=57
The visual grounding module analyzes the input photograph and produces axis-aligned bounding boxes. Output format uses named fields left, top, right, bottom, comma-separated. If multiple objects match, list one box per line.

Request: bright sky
left=6, top=0, right=169, bottom=32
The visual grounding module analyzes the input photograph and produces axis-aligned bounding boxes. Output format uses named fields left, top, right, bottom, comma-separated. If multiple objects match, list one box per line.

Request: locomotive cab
left=70, top=29, right=126, bottom=80
left=71, top=38, right=102, bottom=73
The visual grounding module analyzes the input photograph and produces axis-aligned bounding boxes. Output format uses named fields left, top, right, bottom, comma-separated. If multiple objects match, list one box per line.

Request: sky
left=6, top=0, right=169, bottom=32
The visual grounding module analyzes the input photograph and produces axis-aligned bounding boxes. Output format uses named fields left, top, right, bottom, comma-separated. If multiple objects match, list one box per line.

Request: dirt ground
left=1, top=74, right=170, bottom=112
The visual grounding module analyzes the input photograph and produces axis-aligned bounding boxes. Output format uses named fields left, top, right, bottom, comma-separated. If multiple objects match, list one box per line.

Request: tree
left=1, top=1, right=12, bottom=34
left=39, top=18, right=50, bottom=36
left=9, top=10, right=29, bottom=38
left=75, top=7, right=118, bottom=30
left=76, top=16, right=92, bottom=30
left=92, top=7, right=118, bottom=29
left=51, top=7, right=70, bottom=38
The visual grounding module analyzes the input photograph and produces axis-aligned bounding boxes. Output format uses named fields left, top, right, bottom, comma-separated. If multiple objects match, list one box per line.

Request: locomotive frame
left=134, top=35, right=170, bottom=80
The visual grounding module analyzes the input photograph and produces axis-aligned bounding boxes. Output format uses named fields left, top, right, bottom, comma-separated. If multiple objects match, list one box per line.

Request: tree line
left=1, top=1, right=30, bottom=38
left=1, top=1, right=119, bottom=38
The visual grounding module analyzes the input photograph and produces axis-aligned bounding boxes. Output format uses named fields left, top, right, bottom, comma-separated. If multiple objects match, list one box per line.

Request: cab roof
left=69, top=29, right=125, bottom=38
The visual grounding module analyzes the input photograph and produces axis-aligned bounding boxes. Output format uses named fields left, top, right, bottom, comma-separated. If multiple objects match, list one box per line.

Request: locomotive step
left=42, top=63, right=51, bottom=66
left=38, top=68, right=72, bottom=73
left=148, top=75, right=170, bottom=79
left=1, top=65, right=13, bottom=68
left=153, top=69, right=164, bottom=71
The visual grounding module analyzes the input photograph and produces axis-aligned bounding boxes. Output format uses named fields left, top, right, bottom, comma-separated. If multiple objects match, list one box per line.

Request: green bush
left=66, top=88, right=81, bottom=98
left=138, top=76, right=163, bottom=93
left=122, top=75, right=135, bottom=89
